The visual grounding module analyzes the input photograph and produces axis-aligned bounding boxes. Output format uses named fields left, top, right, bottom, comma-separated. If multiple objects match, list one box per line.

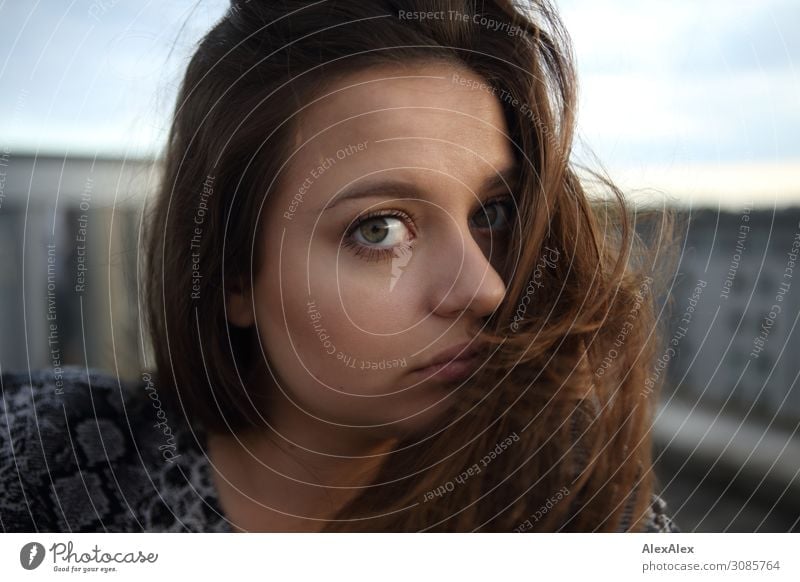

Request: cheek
left=253, top=236, right=410, bottom=393
left=251, top=229, right=450, bottom=431
left=257, top=285, right=436, bottom=428
left=299, top=230, right=419, bottom=332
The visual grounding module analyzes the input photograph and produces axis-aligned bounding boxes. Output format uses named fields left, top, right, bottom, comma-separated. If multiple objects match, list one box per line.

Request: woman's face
left=227, top=61, right=517, bottom=440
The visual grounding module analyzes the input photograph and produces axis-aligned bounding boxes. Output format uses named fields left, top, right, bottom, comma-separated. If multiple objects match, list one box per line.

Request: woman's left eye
left=471, top=197, right=515, bottom=231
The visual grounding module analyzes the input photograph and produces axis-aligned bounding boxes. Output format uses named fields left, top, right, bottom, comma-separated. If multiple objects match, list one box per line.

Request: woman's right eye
left=342, top=209, right=416, bottom=263
left=351, top=215, right=410, bottom=247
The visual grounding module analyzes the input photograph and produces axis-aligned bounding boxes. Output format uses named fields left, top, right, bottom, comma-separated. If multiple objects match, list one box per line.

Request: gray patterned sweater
left=0, top=366, right=678, bottom=532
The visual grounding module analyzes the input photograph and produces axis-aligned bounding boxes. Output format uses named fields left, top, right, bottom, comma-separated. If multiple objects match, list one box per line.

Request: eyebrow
left=320, top=166, right=519, bottom=213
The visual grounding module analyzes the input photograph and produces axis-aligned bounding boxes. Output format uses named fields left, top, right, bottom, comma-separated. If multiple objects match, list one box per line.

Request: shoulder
left=0, top=366, right=146, bottom=532
left=0, top=366, right=141, bottom=462
left=0, top=366, right=225, bottom=532
left=1, top=365, right=133, bottom=424
left=1, top=366, right=230, bottom=533
left=642, top=493, right=680, bottom=532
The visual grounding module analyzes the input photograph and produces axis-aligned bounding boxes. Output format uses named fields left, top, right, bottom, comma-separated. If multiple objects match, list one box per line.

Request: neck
left=206, top=377, right=398, bottom=532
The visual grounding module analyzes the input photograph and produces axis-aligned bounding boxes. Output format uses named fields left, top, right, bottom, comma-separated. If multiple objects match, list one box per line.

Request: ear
left=226, top=274, right=255, bottom=328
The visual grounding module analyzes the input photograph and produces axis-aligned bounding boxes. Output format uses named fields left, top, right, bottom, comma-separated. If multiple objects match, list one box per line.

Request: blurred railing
left=653, top=206, right=800, bottom=531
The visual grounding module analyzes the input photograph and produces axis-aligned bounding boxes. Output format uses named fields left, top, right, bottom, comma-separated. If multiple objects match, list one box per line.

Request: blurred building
left=0, top=153, right=153, bottom=379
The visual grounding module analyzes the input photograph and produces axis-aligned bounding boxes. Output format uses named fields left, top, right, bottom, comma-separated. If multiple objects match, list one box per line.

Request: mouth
left=410, top=356, right=481, bottom=382
left=410, top=342, right=482, bottom=382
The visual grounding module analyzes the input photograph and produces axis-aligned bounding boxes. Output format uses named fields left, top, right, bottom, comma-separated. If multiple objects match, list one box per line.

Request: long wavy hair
left=142, top=0, right=678, bottom=532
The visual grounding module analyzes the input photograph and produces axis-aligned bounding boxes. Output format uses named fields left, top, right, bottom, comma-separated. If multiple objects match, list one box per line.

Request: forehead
left=276, top=62, right=515, bottom=208
left=295, top=61, right=506, bottom=141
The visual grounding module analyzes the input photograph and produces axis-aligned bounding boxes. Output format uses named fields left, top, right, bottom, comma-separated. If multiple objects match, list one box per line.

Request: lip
left=410, top=342, right=482, bottom=382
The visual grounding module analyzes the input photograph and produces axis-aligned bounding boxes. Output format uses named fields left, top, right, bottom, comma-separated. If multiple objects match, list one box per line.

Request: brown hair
left=142, top=0, right=678, bottom=531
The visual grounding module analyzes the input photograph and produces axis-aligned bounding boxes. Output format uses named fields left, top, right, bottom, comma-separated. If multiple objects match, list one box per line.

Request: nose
left=428, top=222, right=507, bottom=319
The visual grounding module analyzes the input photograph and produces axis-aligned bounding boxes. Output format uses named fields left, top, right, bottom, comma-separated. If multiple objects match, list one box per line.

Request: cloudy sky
left=0, top=0, right=797, bottom=207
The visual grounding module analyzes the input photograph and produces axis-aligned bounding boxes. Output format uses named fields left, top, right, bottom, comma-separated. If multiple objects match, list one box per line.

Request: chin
left=384, top=396, right=455, bottom=440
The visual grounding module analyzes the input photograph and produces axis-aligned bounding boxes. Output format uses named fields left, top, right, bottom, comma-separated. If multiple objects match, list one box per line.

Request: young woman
left=1, top=0, right=679, bottom=532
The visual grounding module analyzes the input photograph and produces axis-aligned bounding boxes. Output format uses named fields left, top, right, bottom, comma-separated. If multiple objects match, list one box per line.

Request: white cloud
left=1, top=0, right=798, bottom=206
left=597, top=160, right=800, bottom=208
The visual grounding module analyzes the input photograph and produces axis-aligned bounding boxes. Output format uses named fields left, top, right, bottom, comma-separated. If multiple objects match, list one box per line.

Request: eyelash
left=342, top=195, right=514, bottom=263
